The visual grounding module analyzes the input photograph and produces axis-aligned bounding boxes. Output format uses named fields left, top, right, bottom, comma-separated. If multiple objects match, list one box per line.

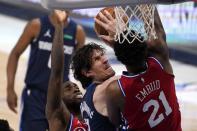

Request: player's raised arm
left=147, top=8, right=173, bottom=75
left=46, top=10, right=70, bottom=130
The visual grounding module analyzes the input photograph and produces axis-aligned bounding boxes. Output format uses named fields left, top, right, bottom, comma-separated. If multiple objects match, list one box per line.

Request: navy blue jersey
left=80, top=83, right=116, bottom=131
left=25, top=16, right=77, bottom=91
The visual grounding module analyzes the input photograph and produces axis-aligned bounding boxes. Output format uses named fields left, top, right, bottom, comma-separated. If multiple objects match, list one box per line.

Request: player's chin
left=106, top=68, right=115, bottom=77
left=73, top=98, right=82, bottom=105
left=74, top=95, right=83, bottom=103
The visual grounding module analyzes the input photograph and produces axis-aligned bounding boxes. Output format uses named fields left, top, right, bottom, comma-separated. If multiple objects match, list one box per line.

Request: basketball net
left=114, top=4, right=157, bottom=44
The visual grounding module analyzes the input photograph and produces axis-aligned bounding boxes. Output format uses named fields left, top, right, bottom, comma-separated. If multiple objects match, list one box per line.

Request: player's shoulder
left=29, top=17, right=41, bottom=26
left=98, top=76, right=120, bottom=91
left=105, top=76, right=120, bottom=93
left=147, top=57, right=164, bottom=69
left=25, top=18, right=41, bottom=32
left=21, top=18, right=41, bottom=37
left=76, top=24, right=84, bottom=30
left=105, top=76, right=120, bottom=85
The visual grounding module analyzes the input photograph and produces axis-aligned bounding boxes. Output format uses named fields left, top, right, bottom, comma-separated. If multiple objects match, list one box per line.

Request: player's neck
left=69, top=108, right=81, bottom=117
left=126, top=62, right=147, bottom=74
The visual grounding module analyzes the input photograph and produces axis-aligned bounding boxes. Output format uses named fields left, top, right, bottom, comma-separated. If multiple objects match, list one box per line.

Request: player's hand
left=94, top=10, right=116, bottom=48
left=51, top=10, right=68, bottom=27
left=7, top=89, right=18, bottom=113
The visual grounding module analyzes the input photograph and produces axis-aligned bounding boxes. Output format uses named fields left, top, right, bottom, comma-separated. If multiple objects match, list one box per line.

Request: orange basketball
left=94, top=7, right=115, bottom=36
left=94, top=7, right=128, bottom=36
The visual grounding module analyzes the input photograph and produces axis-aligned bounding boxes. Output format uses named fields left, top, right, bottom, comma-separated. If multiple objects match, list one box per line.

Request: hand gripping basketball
left=94, top=7, right=128, bottom=36
left=94, top=7, right=116, bottom=36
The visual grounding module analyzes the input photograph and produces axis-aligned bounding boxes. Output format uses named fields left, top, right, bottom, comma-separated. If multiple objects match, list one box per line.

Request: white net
left=114, top=4, right=157, bottom=44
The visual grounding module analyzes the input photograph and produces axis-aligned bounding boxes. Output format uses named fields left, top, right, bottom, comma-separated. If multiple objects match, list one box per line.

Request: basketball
left=94, top=7, right=115, bottom=36
left=94, top=7, right=129, bottom=37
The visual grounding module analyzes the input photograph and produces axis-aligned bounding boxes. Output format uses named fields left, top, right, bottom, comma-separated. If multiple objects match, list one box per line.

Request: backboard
left=40, top=0, right=194, bottom=44
left=41, top=0, right=159, bottom=10
left=45, top=0, right=193, bottom=10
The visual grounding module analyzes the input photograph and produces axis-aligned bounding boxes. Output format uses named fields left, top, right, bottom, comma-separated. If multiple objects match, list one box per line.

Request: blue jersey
left=25, top=16, right=77, bottom=92
left=80, top=83, right=116, bottom=131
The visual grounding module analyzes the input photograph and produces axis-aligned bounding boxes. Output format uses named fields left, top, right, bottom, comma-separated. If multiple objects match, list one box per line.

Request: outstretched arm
left=147, top=8, right=173, bottom=75
left=46, top=10, right=70, bottom=130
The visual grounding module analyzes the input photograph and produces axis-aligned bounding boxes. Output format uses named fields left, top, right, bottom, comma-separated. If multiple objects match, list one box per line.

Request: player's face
left=62, top=81, right=83, bottom=105
left=87, top=49, right=115, bottom=83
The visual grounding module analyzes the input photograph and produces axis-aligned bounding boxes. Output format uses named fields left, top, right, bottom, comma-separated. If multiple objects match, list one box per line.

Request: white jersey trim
left=118, top=79, right=126, bottom=97
left=148, top=57, right=164, bottom=70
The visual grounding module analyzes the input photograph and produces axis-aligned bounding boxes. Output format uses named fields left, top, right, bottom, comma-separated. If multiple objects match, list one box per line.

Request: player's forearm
left=148, top=7, right=170, bottom=60
left=6, top=52, right=20, bottom=91
left=154, top=8, right=166, bottom=41
left=51, top=25, right=64, bottom=76
left=47, top=24, right=64, bottom=112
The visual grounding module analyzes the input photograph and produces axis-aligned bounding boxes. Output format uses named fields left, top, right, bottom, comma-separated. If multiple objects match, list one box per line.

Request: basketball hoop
left=114, top=4, right=157, bottom=44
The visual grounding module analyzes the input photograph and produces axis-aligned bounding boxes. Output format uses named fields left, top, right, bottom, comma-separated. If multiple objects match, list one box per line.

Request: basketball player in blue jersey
left=46, top=10, right=88, bottom=131
left=71, top=44, right=128, bottom=130
left=6, top=10, right=86, bottom=131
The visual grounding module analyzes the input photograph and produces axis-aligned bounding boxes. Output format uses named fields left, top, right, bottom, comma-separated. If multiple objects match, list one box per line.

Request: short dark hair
left=114, top=30, right=147, bottom=67
left=71, top=42, right=105, bottom=88
left=0, top=119, right=11, bottom=131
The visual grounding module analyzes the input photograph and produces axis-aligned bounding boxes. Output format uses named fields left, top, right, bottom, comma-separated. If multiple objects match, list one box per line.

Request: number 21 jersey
left=118, top=57, right=181, bottom=131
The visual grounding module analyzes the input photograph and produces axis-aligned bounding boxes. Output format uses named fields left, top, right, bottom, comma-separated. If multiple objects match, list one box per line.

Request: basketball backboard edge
left=41, top=0, right=160, bottom=10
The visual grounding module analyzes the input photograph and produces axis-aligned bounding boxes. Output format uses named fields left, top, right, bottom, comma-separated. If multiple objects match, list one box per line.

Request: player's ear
left=81, top=69, right=94, bottom=78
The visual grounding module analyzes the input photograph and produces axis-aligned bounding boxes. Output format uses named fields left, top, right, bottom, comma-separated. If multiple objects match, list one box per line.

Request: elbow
left=9, top=50, right=21, bottom=62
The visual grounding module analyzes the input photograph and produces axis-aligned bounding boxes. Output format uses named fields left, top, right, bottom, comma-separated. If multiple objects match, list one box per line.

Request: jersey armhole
left=148, top=57, right=164, bottom=70
left=118, top=79, right=126, bottom=97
